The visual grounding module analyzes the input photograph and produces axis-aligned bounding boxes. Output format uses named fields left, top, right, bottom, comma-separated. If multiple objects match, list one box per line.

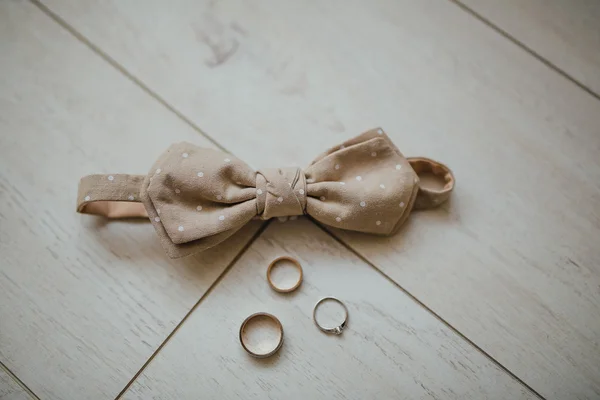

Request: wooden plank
left=36, top=0, right=600, bottom=398
left=121, top=219, right=536, bottom=400
left=459, top=0, right=600, bottom=97
left=0, top=2, right=261, bottom=399
left=0, top=366, right=34, bottom=400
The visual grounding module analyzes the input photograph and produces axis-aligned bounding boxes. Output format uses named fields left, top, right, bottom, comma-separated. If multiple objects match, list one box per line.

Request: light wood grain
left=0, top=2, right=260, bottom=399
left=122, top=219, right=536, bottom=400
left=459, top=0, right=600, bottom=96
left=0, top=365, right=34, bottom=400
left=40, top=0, right=600, bottom=398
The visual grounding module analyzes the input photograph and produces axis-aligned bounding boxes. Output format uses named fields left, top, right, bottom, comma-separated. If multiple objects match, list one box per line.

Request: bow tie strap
left=77, top=174, right=148, bottom=218
left=407, top=157, right=454, bottom=210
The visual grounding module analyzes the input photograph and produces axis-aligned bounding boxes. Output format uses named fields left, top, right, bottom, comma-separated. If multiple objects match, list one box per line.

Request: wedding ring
left=239, top=312, right=284, bottom=358
left=266, top=256, right=303, bottom=293
left=313, top=297, right=348, bottom=335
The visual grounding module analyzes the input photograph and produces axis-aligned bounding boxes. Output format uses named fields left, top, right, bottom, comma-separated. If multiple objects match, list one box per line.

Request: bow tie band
left=76, top=128, right=454, bottom=258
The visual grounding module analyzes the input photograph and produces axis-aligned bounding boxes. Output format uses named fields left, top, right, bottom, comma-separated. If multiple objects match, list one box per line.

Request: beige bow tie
left=76, top=128, right=454, bottom=258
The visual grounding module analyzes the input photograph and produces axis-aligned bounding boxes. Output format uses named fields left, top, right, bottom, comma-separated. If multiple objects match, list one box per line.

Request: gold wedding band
left=266, top=256, right=303, bottom=293
left=239, top=312, right=284, bottom=358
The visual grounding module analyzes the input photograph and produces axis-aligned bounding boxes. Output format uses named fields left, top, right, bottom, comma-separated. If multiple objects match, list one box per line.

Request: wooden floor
left=1, top=0, right=599, bottom=399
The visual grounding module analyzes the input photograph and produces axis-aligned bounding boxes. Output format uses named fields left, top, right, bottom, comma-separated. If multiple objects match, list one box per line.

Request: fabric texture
left=77, top=128, right=455, bottom=258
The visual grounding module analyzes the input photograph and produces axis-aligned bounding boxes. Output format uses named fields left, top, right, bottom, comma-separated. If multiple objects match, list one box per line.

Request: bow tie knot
left=255, top=167, right=307, bottom=219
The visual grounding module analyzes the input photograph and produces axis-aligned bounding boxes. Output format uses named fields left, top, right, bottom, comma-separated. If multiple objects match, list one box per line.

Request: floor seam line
left=450, top=0, right=600, bottom=102
left=312, top=219, right=547, bottom=400
left=114, top=220, right=271, bottom=399
left=29, top=0, right=231, bottom=154
left=0, top=360, right=41, bottom=400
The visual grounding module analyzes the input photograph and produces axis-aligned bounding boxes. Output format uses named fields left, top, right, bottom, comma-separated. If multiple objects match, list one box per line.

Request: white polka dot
left=360, top=201, right=366, bottom=207
left=175, top=188, right=181, bottom=194
left=298, top=189, right=305, bottom=195
left=224, top=158, right=231, bottom=163
left=197, top=172, right=204, bottom=177
left=380, top=184, right=386, bottom=189
left=371, top=152, right=377, bottom=157
left=108, top=175, right=114, bottom=181
left=128, top=195, right=134, bottom=201
left=356, top=176, right=362, bottom=181
left=84, top=195, right=91, bottom=201
left=256, top=189, right=263, bottom=195
left=218, top=215, right=225, bottom=221
left=399, top=202, right=405, bottom=208
left=339, top=182, right=345, bottom=185
left=154, top=217, right=160, bottom=222
left=396, top=164, right=402, bottom=170
left=278, top=216, right=288, bottom=222
left=376, top=220, right=381, bottom=226
left=320, top=196, right=326, bottom=201
left=377, top=129, right=383, bottom=134
left=178, top=226, right=184, bottom=232
left=182, top=152, right=189, bottom=158
left=289, top=216, right=298, bottom=221
left=335, top=164, right=340, bottom=170
left=336, top=217, right=341, bottom=222
left=155, top=168, right=162, bottom=174
left=157, top=209, right=161, bottom=215
left=217, top=195, right=223, bottom=200
left=277, top=197, right=283, bottom=202
left=196, top=205, right=203, bottom=211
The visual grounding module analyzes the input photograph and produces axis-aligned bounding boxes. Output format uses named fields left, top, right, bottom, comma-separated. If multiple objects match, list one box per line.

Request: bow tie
left=77, top=128, right=454, bottom=258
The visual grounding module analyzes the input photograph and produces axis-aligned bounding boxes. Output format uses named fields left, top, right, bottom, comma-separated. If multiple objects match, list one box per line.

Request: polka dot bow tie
left=77, top=128, right=455, bottom=258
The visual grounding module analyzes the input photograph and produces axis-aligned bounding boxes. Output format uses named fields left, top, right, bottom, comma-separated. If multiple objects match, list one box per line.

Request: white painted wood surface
left=40, top=0, right=600, bottom=398
left=459, top=0, right=600, bottom=96
left=0, top=366, right=33, bottom=400
left=0, top=2, right=260, bottom=399
left=122, top=219, right=536, bottom=400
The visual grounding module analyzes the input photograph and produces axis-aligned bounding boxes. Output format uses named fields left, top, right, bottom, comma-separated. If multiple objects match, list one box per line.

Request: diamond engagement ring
left=313, top=297, right=348, bottom=335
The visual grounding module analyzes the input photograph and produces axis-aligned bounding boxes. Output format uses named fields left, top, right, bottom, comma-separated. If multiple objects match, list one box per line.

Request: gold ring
left=266, top=256, right=303, bottom=293
left=239, top=312, right=284, bottom=358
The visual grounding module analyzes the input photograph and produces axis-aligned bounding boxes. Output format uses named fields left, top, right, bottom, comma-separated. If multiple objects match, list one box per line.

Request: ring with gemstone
left=266, top=256, right=303, bottom=293
left=313, top=297, right=348, bottom=335
left=239, top=312, right=284, bottom=358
